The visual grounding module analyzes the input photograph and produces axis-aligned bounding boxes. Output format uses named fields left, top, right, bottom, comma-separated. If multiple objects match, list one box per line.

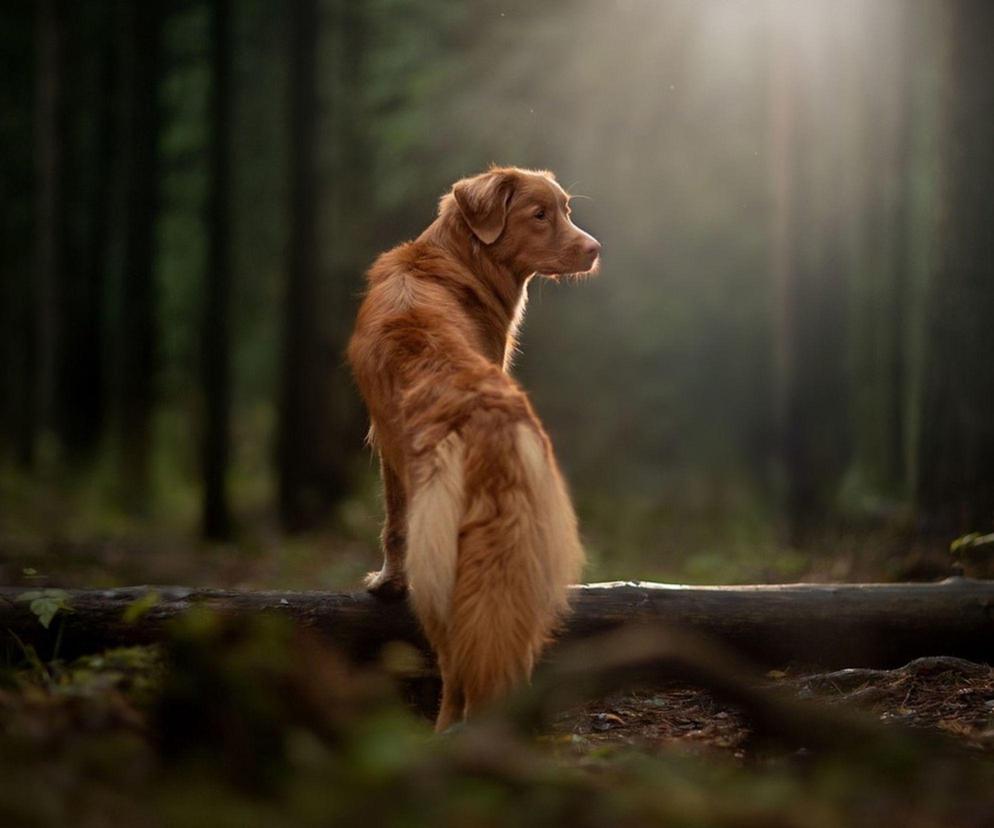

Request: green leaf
left=123, top=591, right=161, bottom=624
left=30, top=598, right=60, bottom=629
left=951, top=532, right=994, bottom=553
left=17, top=589, right=71, bottom=629
left=951, top=533, right=979, bottom=553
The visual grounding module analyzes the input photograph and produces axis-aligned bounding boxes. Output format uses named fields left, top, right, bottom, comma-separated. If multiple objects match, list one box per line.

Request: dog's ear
left=452, top=171, right=516, bottom=244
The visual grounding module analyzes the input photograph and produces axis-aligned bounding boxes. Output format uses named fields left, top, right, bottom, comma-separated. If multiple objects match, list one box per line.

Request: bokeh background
left=2, top=0, right=992, bottom=589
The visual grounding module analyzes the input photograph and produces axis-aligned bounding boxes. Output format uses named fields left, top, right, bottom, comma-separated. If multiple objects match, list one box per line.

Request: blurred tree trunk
left=848, top=0, right=916, bottom=500
left=31, top=0, right=64, bottom=467
left=56, top=2, right=115, bottom=463
left=119, top=0, right=164, bottom=513
left=278, top=0, right=324, bottom=531
left=916, top=1, right=994, bottom=533
left=80, top=14, right=118, bottom=457
left=0, top=7, right=35, bottom=462
left=780, top=199, right=851, bottom=543
left=768, top=5, right=852, bottom=544
left=202, top=0, right=234, bottom=540
left=766, top=8, right=795, bottom=520
left=883, top=32, right=912, bottom=496
left=322, top=0, right=367, bottom=494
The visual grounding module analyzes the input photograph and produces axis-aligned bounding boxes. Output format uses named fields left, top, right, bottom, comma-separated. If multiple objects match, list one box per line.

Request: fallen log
left=1, top=577, right=992, bottom=668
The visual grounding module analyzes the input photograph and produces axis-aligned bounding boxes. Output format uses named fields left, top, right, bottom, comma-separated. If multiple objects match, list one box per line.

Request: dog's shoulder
left=364, top=240, right=469, bottom=314
left=351, top=237, right=498, bottom=382
left=366, top=240, right=419, bottom=283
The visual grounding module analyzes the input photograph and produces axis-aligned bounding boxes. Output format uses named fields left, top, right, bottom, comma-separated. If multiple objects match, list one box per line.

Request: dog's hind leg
left=366, top=457, right=409, bottom=600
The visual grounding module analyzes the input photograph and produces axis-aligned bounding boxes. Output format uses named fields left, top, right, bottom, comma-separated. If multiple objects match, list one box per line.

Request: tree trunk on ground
left=202, top=0, right=234, bottom=540
left=3, top=578, right=992, bottom=669
left=916, top=1, right=994, bottom=534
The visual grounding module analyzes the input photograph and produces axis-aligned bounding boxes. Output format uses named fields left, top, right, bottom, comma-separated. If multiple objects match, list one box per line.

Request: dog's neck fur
left=419, top=197, right=533, bottom=369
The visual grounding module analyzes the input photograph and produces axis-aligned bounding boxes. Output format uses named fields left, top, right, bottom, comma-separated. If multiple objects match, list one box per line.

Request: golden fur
left=347, top=166, right=600, bottom=730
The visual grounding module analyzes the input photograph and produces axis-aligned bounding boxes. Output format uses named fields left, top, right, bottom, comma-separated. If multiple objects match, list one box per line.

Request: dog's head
left=449, top=167, right=601, bottom=278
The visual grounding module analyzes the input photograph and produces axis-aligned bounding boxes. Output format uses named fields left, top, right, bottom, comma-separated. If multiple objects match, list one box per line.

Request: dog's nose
left=582, top=237, right=601, bottom=258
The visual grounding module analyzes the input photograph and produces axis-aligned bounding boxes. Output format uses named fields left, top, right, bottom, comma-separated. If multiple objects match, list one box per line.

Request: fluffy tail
left=405, top=431, right=466, bottom=640
left=405, top=421, right=584, bottom=723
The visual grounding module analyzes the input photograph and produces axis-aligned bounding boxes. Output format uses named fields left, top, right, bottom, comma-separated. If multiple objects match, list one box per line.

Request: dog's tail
left=405, top=430, right=466, bottom=639
left=405, top=419, right=584, bottom=719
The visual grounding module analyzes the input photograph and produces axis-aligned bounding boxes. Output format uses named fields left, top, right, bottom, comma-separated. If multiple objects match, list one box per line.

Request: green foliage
left=123, top=590, right=161, bottom=624
left=16, top=589, right=72, bottom=630
left=951, top=532, right=994, bottom=554
left=950, top=531, right=994, bottom=578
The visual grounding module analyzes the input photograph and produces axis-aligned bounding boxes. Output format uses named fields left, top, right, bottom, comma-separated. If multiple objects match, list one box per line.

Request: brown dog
left=347, top=167, right=600, bottom=730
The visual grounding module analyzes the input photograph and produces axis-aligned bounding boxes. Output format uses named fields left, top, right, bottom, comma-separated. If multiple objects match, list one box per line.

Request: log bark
left=2, top=578, right=993, bottom=668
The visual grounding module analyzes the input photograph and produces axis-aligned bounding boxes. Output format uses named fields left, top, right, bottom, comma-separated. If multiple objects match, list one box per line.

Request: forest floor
left=554, top=657, right=994, bottom=756
left=4, top=472, right=994, bottom=824
left=1, top=625, right=993, bottom=826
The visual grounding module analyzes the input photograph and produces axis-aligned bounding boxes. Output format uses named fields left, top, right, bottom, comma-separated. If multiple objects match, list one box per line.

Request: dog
left=347, top=166, right=600, bottom=730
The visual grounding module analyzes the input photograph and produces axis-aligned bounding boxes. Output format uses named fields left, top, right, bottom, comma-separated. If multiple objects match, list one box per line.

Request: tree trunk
left=55, top=2, right=117, bottom=463
left=320, top=0, right=367, bottom=498
left=0, top=4, right=35, bottom=463
left=916, top=1, right=994, bottom=533
left=766, top=6, right=796, bottom=525
left=278, top=0, right=325, bottom=531
left=767, top=5, right=853, bottom=544
left=31, top=0, right=63, bottom=467
left=202, top=0, right=234, bottom=540
left=4, top=578, right=992, bottom=669
left=848, top=0, right=915, bottom=499
left=118, top=0, right=163, bottom=513
left=883, top=5, right=913, bottom=494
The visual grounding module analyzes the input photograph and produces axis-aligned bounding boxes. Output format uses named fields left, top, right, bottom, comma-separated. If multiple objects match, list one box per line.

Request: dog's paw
left=364, top=569, right=408, bottom=601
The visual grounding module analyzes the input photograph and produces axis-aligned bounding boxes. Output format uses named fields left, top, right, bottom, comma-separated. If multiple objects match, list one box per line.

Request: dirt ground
left=554, top=656, right=994, bottom=756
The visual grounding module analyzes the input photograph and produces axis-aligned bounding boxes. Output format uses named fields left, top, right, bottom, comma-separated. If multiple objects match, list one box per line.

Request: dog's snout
left=575, top=232, right=600, bottom=267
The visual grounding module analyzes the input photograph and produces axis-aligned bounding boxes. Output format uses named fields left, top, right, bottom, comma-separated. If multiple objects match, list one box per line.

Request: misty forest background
left=2, top=0, right=993, bottom=590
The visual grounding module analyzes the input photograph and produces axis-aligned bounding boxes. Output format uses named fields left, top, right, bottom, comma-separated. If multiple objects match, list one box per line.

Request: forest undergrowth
left=2, top=609, right=993, bottom=827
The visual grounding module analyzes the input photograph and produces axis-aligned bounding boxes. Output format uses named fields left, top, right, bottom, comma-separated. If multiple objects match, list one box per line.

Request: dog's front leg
left=365, top=457, right=409, bottom=600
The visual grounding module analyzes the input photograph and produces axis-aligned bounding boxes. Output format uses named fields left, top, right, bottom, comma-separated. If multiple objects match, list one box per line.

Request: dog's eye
left=534, top=209, right=546, bottom=221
